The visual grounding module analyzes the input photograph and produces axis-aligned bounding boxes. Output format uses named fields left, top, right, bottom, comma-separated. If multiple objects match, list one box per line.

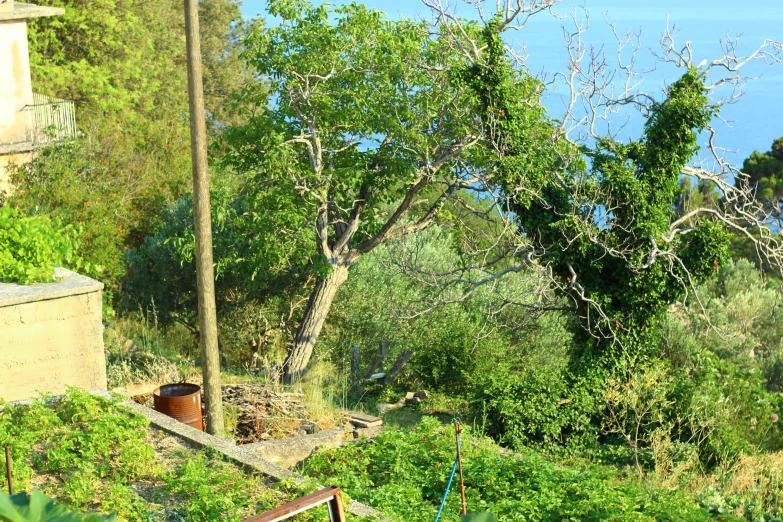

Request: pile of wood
left=221, top=384, right=339, bottom=443
left=376, top=390, right=430, bottom=413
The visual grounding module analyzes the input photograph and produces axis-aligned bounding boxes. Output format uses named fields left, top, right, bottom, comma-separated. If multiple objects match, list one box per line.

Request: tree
left=408, top=4, right=783, bottom=358
left=12, top=0, right=257, bottom=308
left=224, top=0, right=558, bottom=380
left=741, top=136, right=783, bottom=214
left=224, top=0, right=783, bottom=380
left=28, top=0, right=254, bottom=130
left=506, top=66, right=732, bottom=351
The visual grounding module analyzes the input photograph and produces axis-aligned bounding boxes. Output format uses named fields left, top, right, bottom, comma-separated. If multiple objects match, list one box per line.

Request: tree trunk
left=284, top=265, right=349, bottom=382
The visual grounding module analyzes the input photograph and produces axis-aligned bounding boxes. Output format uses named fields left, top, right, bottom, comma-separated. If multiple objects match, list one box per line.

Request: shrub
left=0, top=207, right=79, bottom=284
left=123, top=191, right=309, bottom=367
left=481, top=365, right=603, bottom=450
left=7, top=119, right=191, bottom=304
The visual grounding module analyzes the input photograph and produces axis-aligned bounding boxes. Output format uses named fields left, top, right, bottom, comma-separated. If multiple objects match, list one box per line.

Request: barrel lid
left=154, top=383, right=201, bottom=398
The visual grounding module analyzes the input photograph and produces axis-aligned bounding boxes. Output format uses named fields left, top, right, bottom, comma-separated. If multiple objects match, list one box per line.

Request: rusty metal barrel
left=153, top=383, right=203, bottom=431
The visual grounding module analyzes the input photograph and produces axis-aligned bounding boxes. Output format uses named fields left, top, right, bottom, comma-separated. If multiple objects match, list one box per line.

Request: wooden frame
left=242, top=486, right=347, bottom=522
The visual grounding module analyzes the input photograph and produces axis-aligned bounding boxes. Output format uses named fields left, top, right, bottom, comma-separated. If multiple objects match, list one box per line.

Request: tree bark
left=284, top=265, right=349, bottom=382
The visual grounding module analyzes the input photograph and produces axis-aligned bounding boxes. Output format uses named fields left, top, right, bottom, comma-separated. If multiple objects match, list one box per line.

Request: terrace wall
left=0, top=267, right=107, bottom=402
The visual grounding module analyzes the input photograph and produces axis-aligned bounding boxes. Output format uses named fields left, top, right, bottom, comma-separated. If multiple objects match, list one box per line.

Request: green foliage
left=481, top=365, right=603, bottom=450
left=0, top=390, right=158, bottom=520
left=0, top=389, right=341, bottom=521
left=214, top=0, right=564, bottom=375
left=163, top=452, right=270, bottom=521
left=455, top=40, right=741, bottom=463
left=8, top=119, right=191, bottom=305
left=742, top=137, right=783, bottom=208
left=13, top=0, right=258, bottom=306
left=27, top=0, right=253, bottom=131
left=529, top=68, right=726, bottom=348
left=476, top=258, right=783, bottom=477
left=458, top=514, right=497, bottom=522
left=224, top=0, right=442, bottom=273
left=123, top=188, right=312, bottom=364
left=28, top=0, right=184, bottom=118
left=302, top=417, right=726, bottom=522
left=0, top=207, right=79, bottom=284
left=315, top=225, right=573, bottom=396
left=0, top=490, right=117, bottom=522
left=463, top=32, right=730, bottom=353
left=661, top=259, right=783, bottom=455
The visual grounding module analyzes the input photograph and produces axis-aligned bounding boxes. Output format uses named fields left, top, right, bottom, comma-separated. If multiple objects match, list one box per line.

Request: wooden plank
left=242, top=487, right=345, bottom=522
left=350, top=418, right=382, bottom=428
left=348, top=412, right=382, bottom=424
left=384, top=350, right=413, bottom=385
left=362, top=354, right=384, bottom=379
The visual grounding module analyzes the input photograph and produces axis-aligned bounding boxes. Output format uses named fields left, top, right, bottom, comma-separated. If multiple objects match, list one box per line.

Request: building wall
left=0, top=281, right=107, bottom=402
left=0, top=19, right=33, bottom=146
left=0, top=149, right=34, bottom=197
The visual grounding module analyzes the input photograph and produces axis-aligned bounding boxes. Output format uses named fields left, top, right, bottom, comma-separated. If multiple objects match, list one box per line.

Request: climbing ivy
left=463, top=25, right=731, bottom=357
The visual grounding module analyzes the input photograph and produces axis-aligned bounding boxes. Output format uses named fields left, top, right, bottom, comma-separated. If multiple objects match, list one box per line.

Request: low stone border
left=242, top=428, right=346, bottom=469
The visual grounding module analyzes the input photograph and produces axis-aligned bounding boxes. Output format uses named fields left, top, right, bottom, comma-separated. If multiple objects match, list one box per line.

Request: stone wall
left=0, top=267, right=107, bottom=402
left=242, top=428, right=347, bottom=469
left=0, top=148, right=33, bottom=197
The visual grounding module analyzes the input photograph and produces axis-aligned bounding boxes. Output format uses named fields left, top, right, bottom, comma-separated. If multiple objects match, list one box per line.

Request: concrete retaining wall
left=242, top=428, right=346, bottom=469
left=0, top=267, right=107, bottom=402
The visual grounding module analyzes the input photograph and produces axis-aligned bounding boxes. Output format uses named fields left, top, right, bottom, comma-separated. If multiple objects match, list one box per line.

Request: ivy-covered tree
left=433, top=10, right=783, bottom=357
left=521, top=68, right=731, bottom=351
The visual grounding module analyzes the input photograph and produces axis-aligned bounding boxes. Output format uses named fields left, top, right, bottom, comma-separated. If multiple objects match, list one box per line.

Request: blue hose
left=434, top=452, right=460, bottom=522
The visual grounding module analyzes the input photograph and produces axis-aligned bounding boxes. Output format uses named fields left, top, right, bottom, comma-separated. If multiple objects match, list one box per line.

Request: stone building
left=0, top=0, right=76, bottom=197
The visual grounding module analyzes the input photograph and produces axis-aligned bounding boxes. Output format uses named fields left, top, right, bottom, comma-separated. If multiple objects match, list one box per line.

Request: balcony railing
left=22, top=92, right=78, bottom=146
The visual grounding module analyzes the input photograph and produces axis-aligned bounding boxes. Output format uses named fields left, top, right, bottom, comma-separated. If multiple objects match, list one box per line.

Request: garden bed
left=0, top=389, right=364, bottom=521
left=301, top=417, right=750, bottom=522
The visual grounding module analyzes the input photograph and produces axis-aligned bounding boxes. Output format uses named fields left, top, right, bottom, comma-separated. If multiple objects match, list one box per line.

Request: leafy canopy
left=221, top=0, right=555, bottom=278
left=27, top=0, right=254, bottom=129
left=742, top=136, right=783, bottom=208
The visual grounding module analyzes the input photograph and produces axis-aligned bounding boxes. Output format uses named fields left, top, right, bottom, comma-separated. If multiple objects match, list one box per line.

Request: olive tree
left=224, top=0, right=558, bottom=380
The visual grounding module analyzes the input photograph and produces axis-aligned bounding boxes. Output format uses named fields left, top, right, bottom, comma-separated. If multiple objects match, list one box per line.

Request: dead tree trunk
left=284, top=265, right=349, bottom=382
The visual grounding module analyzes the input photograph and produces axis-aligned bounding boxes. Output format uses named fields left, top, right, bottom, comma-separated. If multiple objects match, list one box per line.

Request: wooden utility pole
left=184, top=0, right=224, bottom=437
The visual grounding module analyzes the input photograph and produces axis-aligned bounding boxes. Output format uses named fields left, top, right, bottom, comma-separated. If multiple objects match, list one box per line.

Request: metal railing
left=22, top=92, right=77, bottom=146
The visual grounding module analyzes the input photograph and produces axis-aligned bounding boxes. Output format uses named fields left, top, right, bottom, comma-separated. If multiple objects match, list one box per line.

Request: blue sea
left=240, top=0, right=783, bottom=165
